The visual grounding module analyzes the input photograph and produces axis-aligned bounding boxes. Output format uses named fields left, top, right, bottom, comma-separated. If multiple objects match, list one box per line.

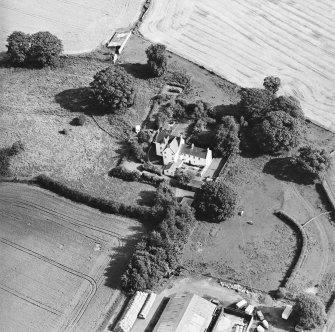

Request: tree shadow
left=120, top=62, right=152, bottom=79
left=137, top=190, right=156, bottom=207
left=213, top=103, right=243, bottom=119
left=55, top=87, right=104, bottom=115
left=263, top=157, right=313, bottom=185
left=104, top=227, right=144, bottom=290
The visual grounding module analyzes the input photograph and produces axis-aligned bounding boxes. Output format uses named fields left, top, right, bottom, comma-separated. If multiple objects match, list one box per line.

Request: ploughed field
left=0, top=0, right=145, bottom=53
left=140, top=0, right=335, bottom=132
left=0, top=182, right=143, bottom=332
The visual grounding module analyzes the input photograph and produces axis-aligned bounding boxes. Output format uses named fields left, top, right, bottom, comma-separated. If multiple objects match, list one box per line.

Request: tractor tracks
left=0, top=237, right=98, bottom=331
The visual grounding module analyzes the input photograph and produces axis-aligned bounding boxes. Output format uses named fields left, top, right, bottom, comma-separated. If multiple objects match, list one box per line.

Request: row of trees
left=121, top=182, right=195, bottom=292
left=6, top=31, right=63, bottom=67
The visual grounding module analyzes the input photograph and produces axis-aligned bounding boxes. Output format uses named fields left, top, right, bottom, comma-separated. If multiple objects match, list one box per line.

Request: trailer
left=245, top=304, right=254, bottom=315
left=236, top=299, right=247, bottom=309
left=138, top=292, right=157, bottom=319
left=282, top=304, right=293, bottom=320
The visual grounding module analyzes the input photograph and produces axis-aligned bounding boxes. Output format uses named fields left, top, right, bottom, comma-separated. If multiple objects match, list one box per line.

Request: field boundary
left=273, top=210, right=308, bottom=290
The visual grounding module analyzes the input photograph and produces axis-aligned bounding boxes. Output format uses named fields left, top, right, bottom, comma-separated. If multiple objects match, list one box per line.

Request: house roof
left=153, top=293, right=216, bottom=332
left=179, top=144, right=209, bottom=159
left=155, top=129, right=174, bottom=144
left=166, top=137, right=180, bottom=154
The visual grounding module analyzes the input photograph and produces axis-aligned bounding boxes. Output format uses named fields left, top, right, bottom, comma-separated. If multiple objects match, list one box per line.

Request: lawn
left=0, top=55, right=157, bottom=205
left=0, top=182, right=144, bottom=332
left=182, top=121, right=335, bottom=296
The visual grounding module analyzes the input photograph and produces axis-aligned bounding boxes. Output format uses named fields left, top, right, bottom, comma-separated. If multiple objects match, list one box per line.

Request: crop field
left=0, top=182, right=144, bottom=332
left=0, top=0, right=145, bottom=53
left=140, top=0, right=335, bottom=132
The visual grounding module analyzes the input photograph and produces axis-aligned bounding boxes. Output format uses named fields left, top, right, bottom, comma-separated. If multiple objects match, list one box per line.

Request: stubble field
left=0, top=0, right=145, bottom=53
left=0, top=182, right=143, bottom=332
left=140, top=0, right=335, bottom=132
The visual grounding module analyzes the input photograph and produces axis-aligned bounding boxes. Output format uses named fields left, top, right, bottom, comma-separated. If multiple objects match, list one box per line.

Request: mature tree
left=174, top=169, right=195, bottom=185
left=263, top=76, right=281, bottom=94
left=137, top=130, right=151, bottom=144
left=146, top=43, right=167, bottom=77
left=252, top=111, right=302, bottom=153
left=239, top=88, right=274, bottom=124
left=294, top=294, right=327, bottom=330
left=27, top=31, right=63, bottom=67
left=172, top=103, right=187, bottom=119
left=271, top=95, right=304, bottom=120
left=194, top=181, right=237, bottom=222
left=130, top=140, right=146, bottom=162
left=293, top=145, right=330, bottom=178
left=192, top=119, right=206, bottom=135
left=6, top=31, right=31, bottom=65
left=215, top=116, right=240, bottom=158
left=90, top=66, right=135, bottom=112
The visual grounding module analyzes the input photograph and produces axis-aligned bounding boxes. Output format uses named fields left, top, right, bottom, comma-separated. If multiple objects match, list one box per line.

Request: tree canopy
left=263, top=76, right=281, bottom=94
left=174, top=169, right=195, bottom=185
left=252, top=110, right=302, bottom=153
left=194, top=181, right=237, bottom=222
left=90, top=66, right=135, bottom=112
left=294, top=293, right=327, bottom=330
left=214, top=116, right=240, bottom=158
left=146, top=43, right=168, bottom=77
left=239, top=88, right=274, bottom=124
left=271, top=95, right=304, bottom=120
left=6, top=31, right=31, bottom=65
left=293, top=145, right=330, bottom=178
left=27, top=31, right=63, bottom=67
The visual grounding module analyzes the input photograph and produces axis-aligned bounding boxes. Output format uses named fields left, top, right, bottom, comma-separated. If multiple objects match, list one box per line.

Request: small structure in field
left=154, top=129, right=212, bottom=177
left=152, top=292, right=216, bottom=332
left=106, top=30, right=131, bottom=62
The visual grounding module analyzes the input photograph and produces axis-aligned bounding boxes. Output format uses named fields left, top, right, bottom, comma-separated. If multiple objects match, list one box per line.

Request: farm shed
left=138, top=292, right=157, bottom=319
left=153, top=292, right=216, bottom=332
left=114, top=291, right=148, bottom=332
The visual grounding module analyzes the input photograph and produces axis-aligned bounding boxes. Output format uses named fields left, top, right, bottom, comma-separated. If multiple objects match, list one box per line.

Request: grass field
left=0, top=0, right=145, bottom=53
left=0, top=56, right=156, bottom=205
left=0, top=182, right=144, bottom=332
left=140, top=0, right=335, bottom=132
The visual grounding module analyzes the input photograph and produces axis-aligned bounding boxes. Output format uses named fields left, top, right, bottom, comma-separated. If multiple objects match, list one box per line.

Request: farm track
left=140, top=0, right=335, bottom=132
left=291, top=185, right=330, bottom=286
left=0, top=237, right=98, bottom=331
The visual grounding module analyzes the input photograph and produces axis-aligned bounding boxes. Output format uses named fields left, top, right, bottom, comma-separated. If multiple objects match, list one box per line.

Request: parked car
left=262, top=320, right=269, bottom=329
left=295, top=325, right=304, bottom=332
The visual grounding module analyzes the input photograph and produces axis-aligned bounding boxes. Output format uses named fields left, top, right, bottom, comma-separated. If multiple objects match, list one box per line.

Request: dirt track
left=140, top=0, right=335, bottom=132
left=0, top=0, right=145, bottom=53
left=0, top=182, right=143, bottom=332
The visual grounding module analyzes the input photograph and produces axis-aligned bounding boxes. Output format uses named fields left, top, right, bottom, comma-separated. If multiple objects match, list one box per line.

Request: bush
left=130, top=140, right=147, bottom=162
left=137, top=130, right=151, bottom=144
left=165, top=70, right=192, bottom=90
left=194, top=181, right=238, bottom=222
left=294, top=294, right=327, bottom=330
left=142, top=162, right=162, bottom=176
left=274, top=287, right=287, bottom=299
left=90, top=66, right=135, bottom=112
left=252, top=111, right=302, bottom=153
left=27, top=31, right=63, bottom=67
left=263, top=76, right=281, bottom=94
left=271, top=95, right=304, bottom=120
left=146, top=43, right=168, bottom=77
left=10, top=140, right=25, bottom=155
left=174, top=169, right=195, bottom=186
left=0, top=148, right=12, bottom=176
left=293, top=145, right=330, bottom=178
left=6, top=31, right=31, bottom=65
left=215, top=116, right=240, bottom=158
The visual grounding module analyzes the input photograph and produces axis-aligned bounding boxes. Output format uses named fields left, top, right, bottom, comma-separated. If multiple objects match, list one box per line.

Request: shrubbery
left=292, top=145, right=330, bottom=179
left=130, top=140, right=147, bottom=162
left=174, top=169, right=195, bottom=186
left=142, top=162, right=162, bottom=176
left=109, top=166, right=165, bottom=186
left=0, top=141, right=25, bottom=176
left=194, top=181, right=238, bottom=222
left=6, top=31, right=63, bottom=67
left=164, top=70, right=192, bottom=90
left=34, top=174, right=155, bottom=223
left=90, top=66, right=135, bottom=112
left=294, top=293, right=327, bottom=330
left=263, top=76, right=281, bottom=94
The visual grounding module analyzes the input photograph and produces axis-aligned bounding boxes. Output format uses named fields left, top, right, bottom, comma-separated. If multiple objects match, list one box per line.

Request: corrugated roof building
left=153, top=293, right=216, bottom=332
